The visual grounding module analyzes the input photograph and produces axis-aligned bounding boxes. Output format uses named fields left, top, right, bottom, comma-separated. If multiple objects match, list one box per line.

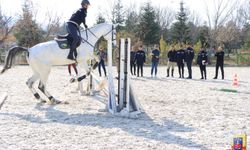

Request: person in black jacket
left=130, top=48, right=136, bottom=76
left=185, top=44, right=194, bottom=79
left=135, top=45, right=146, bottom=77
left=213, top=46, right=225, bottom=79
left=166, top=45, right=176, bottom=77
left=176, top=45, right=185, bottom=78
left=197, top=47, right=208, bottom=79
left=66, top=0, right=90, bottom=60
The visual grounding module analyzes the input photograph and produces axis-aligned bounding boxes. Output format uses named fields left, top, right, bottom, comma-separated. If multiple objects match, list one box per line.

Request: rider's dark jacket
left=68, top=8, right=87, bottom=27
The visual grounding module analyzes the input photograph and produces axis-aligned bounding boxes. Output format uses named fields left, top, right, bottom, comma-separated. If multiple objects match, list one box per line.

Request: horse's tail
left=1, top=46, right=29, bottom=74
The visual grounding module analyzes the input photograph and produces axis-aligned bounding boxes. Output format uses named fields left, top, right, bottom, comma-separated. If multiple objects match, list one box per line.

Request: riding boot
left=166, top=69, right=169, bottom=77
left=68, top=49, right=76, bottom=60
left=73, top=49, right=77, bottom=58
left=171, top=69, right=174, bottom=77
left=221, top=68, right=224, bottom=80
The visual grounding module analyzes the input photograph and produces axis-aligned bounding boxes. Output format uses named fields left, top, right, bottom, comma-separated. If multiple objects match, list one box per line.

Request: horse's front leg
left=77, top=61, right=89, bottom=95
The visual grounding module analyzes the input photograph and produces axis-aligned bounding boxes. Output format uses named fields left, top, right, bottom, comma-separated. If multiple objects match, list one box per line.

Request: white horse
left=1, top=23, right=117, bottom=104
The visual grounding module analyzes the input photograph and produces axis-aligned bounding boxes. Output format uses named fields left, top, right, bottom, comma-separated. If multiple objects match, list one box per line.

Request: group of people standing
left=68, top=44, right=225, bottom=81
left=166, top=44, right=225, bottom=80
left=166, top=44, right=194, bottom=79
left=130, top=44, right=163, bottom=78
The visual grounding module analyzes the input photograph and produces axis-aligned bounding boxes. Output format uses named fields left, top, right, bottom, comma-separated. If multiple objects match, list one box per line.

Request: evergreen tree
left=14, top=0, right=43, bottom=47
left=197, top=25, right=209, bottom=47
left=170, top=1, right=190, bottom=44
left=96, top=13, right=106, bottom=24
left=138, top=2, right=161, bottom=45
left=125, top=9, right=138, bottom=34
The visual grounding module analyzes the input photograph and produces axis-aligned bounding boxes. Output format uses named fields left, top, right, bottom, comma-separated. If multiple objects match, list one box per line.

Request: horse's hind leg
left=26, top=73, right=46, bottom=103
left=37, top=69, right=62, bottom=104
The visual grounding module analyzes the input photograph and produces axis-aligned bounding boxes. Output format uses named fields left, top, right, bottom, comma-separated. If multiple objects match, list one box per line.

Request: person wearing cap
left=66, top=0, right=90, bottom=60
left=213, top=46, right=225, bottom=80
left=151, top=44, right=160, bottom=78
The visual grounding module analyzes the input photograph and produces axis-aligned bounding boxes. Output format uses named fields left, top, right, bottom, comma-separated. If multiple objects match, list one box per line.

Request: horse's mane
left=90, top=23, right=109, bottom=29
left=80, top=23, right=110, bottom=32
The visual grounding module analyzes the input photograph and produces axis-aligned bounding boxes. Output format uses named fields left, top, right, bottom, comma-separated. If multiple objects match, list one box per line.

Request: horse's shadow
left=0, top=104, right=208, bottom=149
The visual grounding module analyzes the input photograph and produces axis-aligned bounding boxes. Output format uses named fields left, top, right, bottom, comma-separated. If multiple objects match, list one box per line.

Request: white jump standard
left=95, top=38, right=143, bottom=117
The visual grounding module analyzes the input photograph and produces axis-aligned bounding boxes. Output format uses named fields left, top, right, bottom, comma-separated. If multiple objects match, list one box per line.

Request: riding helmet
left=81, top=0, right=90, bottom=5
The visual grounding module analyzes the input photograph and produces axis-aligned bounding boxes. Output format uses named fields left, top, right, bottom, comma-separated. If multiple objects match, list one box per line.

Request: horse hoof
left=39, top=99, right=47, bottom=103
left=79, top=91, right=86, bottom=96
left=70, top=90, right=78, bottom=93
left=70, top=78, right=76, bottom=83
left=50, top=98, right=62, bottom=105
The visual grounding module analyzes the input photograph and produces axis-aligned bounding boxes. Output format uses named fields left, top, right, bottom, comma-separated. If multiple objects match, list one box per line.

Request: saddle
left=54, top=34, right=81, bottom=49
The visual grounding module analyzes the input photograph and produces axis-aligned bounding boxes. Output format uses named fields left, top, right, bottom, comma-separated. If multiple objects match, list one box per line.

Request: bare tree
left=189, top=11, right=202, bottom=27
left=155, top=6, right=175, bottom=32
left=238, top=0, right=250, bottom=22
left=204, top=0, right=238, bottom=47
left=236, top=0, right=250, bottom=28
left=216, top=21, right=240, bottom=45
left=0, top=6, right=14, bottom=45
left=43, top=11, right=61, bottom=41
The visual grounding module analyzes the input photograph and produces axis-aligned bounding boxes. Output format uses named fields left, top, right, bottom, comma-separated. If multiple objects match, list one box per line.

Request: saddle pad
left=54, top=38, right=70, bottom=49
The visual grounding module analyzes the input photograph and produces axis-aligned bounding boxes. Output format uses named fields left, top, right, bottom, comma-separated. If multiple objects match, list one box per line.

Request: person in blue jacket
left=197, top=47, right=208, bottom=79
left=66, top=0, right=90, bottom=60
left=151, top=44, right=160, bottom=77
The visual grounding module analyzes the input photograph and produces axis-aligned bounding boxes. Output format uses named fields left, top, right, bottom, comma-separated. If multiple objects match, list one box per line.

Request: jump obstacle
left=85, top=38, right=143, bottom=118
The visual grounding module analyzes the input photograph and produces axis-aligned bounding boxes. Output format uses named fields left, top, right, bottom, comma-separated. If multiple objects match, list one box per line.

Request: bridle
left=81, top=25, right=116, bottom=48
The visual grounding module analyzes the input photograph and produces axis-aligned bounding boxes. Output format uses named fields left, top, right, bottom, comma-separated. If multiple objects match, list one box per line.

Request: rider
left=66, top=0, right=90, bottom=60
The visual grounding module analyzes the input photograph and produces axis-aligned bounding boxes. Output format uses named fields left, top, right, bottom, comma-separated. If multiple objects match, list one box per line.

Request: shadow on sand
left=0, top=103, right=208, bottom=150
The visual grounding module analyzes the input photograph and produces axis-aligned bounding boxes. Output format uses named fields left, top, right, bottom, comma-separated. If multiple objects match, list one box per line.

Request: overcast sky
left=0, top=0, right=244, bottom=27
